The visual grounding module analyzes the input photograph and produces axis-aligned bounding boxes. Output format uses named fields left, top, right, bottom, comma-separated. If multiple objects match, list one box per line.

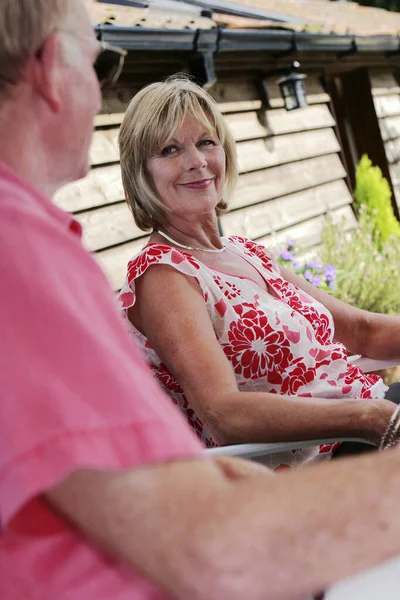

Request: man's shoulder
left=0, top=172, right=68, bottom=230
left=0, top=171, right=34, bottom=213
left=0, top=173, right=102, bottom=298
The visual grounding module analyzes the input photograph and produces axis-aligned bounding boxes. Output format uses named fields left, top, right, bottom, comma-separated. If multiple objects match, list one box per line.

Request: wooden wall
left=214, top=77, right=355, bottom=255
left=55, top=75, right=355, bottom=290
left=371, top=69, right=400, bottom=210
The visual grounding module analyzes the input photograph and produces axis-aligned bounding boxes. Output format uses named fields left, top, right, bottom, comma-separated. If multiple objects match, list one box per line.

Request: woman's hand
left=363, top=399, right=398, bottom=446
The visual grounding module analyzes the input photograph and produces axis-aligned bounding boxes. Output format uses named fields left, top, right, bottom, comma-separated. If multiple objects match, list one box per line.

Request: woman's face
left=146, top=113, right=226, bottom=219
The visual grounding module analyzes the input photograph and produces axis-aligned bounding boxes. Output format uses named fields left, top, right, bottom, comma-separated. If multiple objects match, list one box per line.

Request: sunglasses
left=94, top=41, right=127, bottom=89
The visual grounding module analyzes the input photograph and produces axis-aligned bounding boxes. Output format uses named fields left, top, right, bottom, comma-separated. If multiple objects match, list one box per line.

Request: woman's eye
left=160, top=146, right=177, bottom=157
left=199, top=139, right=215, bottom=147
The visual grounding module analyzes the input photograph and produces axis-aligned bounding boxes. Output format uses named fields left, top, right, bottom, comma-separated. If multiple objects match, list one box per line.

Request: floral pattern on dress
left=127, top=243, right=170, bottom=283
left=223, top=302, right=293, bottom=384
left=119, top=236, right=387, bottom=470
left=213, top=274, right=241, bottom=299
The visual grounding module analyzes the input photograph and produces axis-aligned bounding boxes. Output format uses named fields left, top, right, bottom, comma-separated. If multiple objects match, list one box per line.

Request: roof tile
left=86, top=0, right=400, bottom=37
left=215, top=0, right=400, bottom=36
left=85, top=0, right=216, bottom=30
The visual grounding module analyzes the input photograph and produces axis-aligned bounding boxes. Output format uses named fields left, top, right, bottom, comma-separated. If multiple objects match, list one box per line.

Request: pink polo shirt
left=0, top=161, right=203, bottom=599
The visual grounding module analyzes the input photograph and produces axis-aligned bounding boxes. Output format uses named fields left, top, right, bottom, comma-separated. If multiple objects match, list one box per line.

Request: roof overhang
left=96, top=23, right=400, bottom=57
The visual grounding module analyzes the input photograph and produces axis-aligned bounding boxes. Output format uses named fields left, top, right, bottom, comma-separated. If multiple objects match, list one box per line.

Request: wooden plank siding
left=371, top=69, right=400, bottom=210
left=55, top=75, right=354, bottom=290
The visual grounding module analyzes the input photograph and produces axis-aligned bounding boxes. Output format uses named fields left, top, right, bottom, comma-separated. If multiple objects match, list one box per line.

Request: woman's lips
left=180, top=178, right=214, bottom=190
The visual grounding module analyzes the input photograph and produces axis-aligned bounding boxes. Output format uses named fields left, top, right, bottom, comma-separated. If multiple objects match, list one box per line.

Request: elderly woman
left=117, top=75, right=400, bottom=470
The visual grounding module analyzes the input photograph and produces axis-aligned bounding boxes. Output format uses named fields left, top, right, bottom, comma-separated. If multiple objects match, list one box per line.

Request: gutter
left=96, top=24, right=400, bottom=56
left=96, top=25, right=196, bottom=50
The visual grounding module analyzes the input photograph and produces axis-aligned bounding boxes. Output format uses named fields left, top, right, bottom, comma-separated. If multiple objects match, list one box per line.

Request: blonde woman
left=118, top=75, right=400, bottom=469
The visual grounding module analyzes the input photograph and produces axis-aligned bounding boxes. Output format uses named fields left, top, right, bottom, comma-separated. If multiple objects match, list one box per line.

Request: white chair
left=207, top=357, right=398, bottom=462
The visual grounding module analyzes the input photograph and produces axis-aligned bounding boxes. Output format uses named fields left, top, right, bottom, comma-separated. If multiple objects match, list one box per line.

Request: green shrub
left=276, top=156, right=400, bottom=315
left=320, top=213, right=400, bottom=315
left=354, top=154, right=400, bottom=245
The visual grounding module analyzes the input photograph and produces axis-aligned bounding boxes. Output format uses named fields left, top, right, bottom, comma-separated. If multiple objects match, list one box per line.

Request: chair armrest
left=348, top=355, right=399, bottom=373
left=207, top=438, right=376, bottom=460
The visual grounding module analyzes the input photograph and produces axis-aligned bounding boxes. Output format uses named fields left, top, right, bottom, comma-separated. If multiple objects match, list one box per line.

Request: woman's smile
left=179, top=177, right=215, bottom=190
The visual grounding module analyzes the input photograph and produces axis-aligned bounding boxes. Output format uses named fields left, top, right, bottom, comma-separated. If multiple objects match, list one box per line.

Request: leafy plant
left=320, top=212, right=400, bottom=315
left=353, top=154, right=400, bottom=245
left=277, top=211, right=400, bottom=315
left=277, top=155, right=400, bottom=315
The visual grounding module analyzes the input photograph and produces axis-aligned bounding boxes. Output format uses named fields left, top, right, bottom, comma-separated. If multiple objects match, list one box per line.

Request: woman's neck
left=156, top=217, right=223, bottom=251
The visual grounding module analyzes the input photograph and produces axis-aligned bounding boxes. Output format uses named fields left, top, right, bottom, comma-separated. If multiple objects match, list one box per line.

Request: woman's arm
left=130, top=265, right=394, bottom=447
left=280, top=265, right=400, bottom=360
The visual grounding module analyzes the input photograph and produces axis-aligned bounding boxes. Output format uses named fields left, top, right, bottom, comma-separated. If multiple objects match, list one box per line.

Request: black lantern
left=277, top=61, right=307, bottom=111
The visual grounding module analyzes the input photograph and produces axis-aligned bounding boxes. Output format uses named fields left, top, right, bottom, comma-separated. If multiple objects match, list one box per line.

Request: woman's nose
left=184, top=146, right=206, bottom=170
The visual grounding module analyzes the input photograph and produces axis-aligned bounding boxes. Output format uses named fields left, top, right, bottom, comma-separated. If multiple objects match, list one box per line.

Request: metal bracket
left=189, top=28, right=218, bottom=88
left=188, top=52, right=217, bottom=89
left=257, top=79, right=272, bottom=110
left=386, top=38, right=400, bottom=57
left=337, top=37, right=357, bottom=59
left=272, top=31, right=297, bottom=59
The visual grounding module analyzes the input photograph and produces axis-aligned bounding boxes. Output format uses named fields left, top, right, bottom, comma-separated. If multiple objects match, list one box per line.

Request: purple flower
left=324, top=264, right=336, bottom=274
left=312, top=275, right=321, bottom=287
left=305, top=260, right=322, bottom=270
left=286, top=238, right=295, bottom=249
left=292, top=259, right=300, bottom=269
left=279, top=249, right=294, bottom=261
left=303, top=269, right=313, bottom=282
left=328, top=280, right=336, bottom=290
left=324, top=265, right=337, bottom=282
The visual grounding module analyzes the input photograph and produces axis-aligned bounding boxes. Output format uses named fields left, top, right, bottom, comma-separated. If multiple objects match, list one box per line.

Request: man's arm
left=47, top=450, right=400, bottom=600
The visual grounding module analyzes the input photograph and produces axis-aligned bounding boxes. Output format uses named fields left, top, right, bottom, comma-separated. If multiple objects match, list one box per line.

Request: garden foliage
left=353, top=154, right=400, bottom=245
left=320, top=213, right=400, bottom=315
left=277, top=154, right=400, bottom=315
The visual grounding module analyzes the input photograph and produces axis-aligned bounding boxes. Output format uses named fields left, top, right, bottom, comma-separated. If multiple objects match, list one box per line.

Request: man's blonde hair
left=0, top=0, right=70, bottom=96
left=119, top=75, right=238, bottom=231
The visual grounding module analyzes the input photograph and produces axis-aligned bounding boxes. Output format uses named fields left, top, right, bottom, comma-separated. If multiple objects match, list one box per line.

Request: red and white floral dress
left=119, top=236, right=387, bottom=470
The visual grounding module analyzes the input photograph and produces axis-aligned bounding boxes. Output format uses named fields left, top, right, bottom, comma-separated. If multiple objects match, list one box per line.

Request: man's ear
left=32, top=33, right=64, bottom=112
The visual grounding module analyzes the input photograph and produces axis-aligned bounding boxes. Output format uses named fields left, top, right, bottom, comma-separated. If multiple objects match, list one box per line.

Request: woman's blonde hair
left=119, top=75, right=238, bottom=231
left=0, top=0, right=69, bottom=97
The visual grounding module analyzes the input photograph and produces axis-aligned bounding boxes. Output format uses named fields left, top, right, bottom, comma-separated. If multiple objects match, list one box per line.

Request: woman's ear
left=31, top=33, right=64, bottom=112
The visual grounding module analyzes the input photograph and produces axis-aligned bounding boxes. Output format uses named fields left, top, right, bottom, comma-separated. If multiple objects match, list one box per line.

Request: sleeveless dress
left=118, top=235, right=387, bottom=470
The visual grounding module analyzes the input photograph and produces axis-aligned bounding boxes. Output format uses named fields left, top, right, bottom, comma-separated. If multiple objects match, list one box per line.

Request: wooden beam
left=370, top=69, right=400, bottom=98
left=54, top=164, right=124, bottom=213
left=225, top=104, right=335, bottom=142
left=236, top=128, right=340, bottom=173
left=222, top=179, right=352, bottom=240
left=90, top=129, right=120, bottom=166
left=77, top=203, right=144, bottom=253
left=230, top=153, right=347, bottom=211
left=95, top=238, right=149, bottom=291
left=374, top=94, right=400, bottom=119
left=257, top=205, right=356, bottom=253
left=337, top=67, right=400, bottom=221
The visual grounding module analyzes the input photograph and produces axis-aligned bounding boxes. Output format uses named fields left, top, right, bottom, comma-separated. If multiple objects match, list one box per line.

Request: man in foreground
left=2, top=1, right=400, bottom=599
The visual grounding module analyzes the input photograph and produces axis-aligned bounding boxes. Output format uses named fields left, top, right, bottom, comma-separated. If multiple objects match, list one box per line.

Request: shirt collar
left=0, top=160, right=82, bottom=238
